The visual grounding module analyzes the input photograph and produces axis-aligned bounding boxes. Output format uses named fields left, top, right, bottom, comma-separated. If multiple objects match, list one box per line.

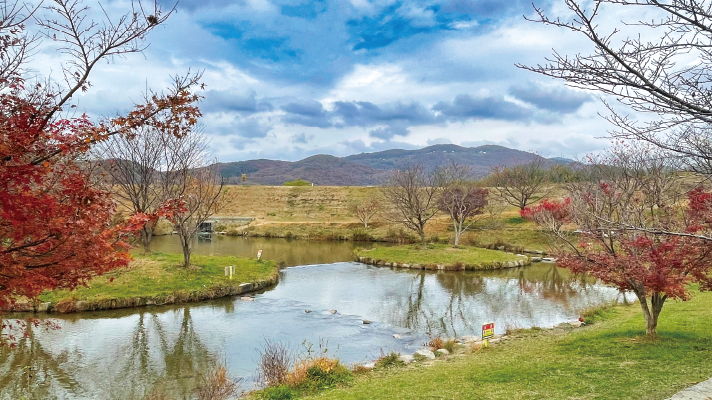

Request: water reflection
left=149, top=235, right=381, bottom=266
left=1, top=308, right=220, bottom=400
left=1, top=243, right=635, bottom=399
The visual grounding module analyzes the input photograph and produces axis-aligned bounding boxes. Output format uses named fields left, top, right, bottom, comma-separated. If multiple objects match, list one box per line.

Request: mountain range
left=216, top=144, right=572, bottom=186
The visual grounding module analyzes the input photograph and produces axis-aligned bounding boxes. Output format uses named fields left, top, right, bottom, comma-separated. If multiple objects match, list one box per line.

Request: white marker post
left=257, top=249, right=262, bottom=261
left=225, top=265, right=234, bottom=279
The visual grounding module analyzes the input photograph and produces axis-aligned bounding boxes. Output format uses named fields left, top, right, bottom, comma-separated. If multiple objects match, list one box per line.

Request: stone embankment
left=356, top=256, right=531, bottom=271
left=4, top=271, right=279, bottom=314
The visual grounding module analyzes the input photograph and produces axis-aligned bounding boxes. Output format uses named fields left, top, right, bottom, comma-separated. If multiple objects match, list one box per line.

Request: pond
left=0, top=236, right=633, bottom=400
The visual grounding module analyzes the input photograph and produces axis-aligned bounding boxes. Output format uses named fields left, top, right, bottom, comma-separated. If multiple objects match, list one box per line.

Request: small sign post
left=257, top=249, right=262, bottom=261
left=482, top=322, right=495, bottom=347
left=224, top=265, right=235, bottom=279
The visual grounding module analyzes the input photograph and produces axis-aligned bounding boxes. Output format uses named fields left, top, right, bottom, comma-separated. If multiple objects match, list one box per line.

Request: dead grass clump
left=352, top=364, right=371, bottom=374
left=429, top=336, right=444, bottom=350
left=195, top=364, right=241, bottom=400
left=470, top=341, right=483, bottom=353
left=54, top=298, right=77, bottom=313
left=140, top=384, right=174, bottom=400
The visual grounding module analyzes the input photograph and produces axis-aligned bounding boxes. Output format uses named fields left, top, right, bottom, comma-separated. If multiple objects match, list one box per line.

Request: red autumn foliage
left=0, top=81, right=194, bottom=311
left=0, top=15, right=201, bottom=313
left=522, top=189, right=712, bottom=335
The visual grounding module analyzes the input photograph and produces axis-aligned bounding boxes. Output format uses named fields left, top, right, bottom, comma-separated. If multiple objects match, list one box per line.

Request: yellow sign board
left=482, top=322, right=495, bottom=339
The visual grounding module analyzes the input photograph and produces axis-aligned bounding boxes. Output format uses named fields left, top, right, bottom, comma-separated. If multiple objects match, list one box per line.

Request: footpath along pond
left=0, top=236, right=633, bottom=399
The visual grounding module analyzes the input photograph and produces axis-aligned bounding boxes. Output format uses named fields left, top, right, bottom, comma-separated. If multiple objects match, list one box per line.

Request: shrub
left=375, top=351, right=404, bottom=369
left=284, top=179, right=311, bottom=186
left=267, top=212, right=277, bottom=217
left=195, top=364, right=241, bottom=400
left=261, top=385, right=297, bottom=400
left=351, top=228, right=374, bottom=242
left=256, top=339, right=293, bottom=387
left=384, top=228, right=417, bottom=244
left=443, top=340, right=457, bottom=353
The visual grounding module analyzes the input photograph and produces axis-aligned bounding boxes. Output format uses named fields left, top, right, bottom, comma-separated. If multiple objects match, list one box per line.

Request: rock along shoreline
left=4, top=270, right=280, bottom=315
left=355, top=256, right=531, bottom=271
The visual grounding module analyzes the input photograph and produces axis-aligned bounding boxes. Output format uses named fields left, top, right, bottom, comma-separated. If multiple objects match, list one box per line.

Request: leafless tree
left=95, top=127, right=166, bottom=252
left=437, top=163, right=489, bottom=246
left=382, top=165, right=441, bottom=249
left=489, top=158, right=551, bottom=210
left=519, top=0, right=712, bottom=178
left=348, top=193, right=380, bottom=228
left=162, top=129, right=224, bottom=267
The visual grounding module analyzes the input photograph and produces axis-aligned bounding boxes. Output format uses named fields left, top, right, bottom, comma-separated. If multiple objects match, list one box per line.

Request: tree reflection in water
left=0, top=322, right=79, bottom=400
left=0, top=307, right=216, bottom=400
left=380, top=264, right=626, bottom=339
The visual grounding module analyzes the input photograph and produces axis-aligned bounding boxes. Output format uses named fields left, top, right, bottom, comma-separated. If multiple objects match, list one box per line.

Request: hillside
left=217, top=144, right=552, bottom=186
left=216, top=155, right=388, bottom=185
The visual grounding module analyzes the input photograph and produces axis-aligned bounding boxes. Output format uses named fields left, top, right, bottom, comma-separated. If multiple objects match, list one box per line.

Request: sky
left=43, top=0, right=621, bottom=162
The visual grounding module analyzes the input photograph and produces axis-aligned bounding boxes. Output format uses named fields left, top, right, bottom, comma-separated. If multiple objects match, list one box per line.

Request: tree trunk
left=179, top=233, right=192, bottom=267
left=419, top=230, right=427, bottom=250
left=183, top=245, right=191, bottom=268
left=139, top=220, right=156, bottom=254
left=453, top=221, right=461, bottom=246
left=636, top=291, right=666, bottom=336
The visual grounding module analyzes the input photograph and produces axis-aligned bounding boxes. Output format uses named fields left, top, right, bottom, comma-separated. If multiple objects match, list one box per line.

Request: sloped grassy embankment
left=7, top=253, right=278, bottom=313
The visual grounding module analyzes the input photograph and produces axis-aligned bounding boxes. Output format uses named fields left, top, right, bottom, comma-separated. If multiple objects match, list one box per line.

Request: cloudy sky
left=56, top=0, right=618, bottom=162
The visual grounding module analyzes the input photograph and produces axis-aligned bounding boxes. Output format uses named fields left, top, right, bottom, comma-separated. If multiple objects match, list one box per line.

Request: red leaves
left=521, top=198, right=571, bottom=221
left=526, top=190, right=712, bottom=301
left=0, top=72, right=201, bottom=313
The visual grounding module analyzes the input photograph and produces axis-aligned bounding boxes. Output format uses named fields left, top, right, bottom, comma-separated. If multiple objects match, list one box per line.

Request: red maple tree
left=0, top=0, right=201, bottom=322
left=522, top=191, right=712, bottom=336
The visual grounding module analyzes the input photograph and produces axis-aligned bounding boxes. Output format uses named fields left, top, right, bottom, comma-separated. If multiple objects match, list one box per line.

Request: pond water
left=0, top=237, right=632, bottom=400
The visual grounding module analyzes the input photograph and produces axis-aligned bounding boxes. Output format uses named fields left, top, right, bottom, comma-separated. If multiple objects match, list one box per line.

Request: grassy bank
left=302, top=290, right=712, bottom=400
left=36, top=253, right=277, bottom=310
left=356, top=244, right=527, bottom=270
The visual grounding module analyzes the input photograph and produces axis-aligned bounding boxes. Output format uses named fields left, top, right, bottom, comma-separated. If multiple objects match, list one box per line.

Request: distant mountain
left=548, top=156, right=577, bottom=164
left=344, top=144, right=543, bottom=177
left=217, top=144, right=559, bottom=186
left=216, top=155, right=388, bottom=186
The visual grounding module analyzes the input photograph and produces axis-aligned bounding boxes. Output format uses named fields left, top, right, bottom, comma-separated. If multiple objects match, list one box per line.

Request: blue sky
left=57, top=0, right=616, bottom=162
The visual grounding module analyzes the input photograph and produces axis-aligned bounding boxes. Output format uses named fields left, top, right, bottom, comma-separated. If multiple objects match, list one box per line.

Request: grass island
left=356, top=244, right=531, bottom=271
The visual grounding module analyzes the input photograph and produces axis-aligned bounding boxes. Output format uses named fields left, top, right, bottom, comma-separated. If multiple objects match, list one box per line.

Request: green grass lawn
left=38, top=253, right=276, bottom=303
left=356, top=244, right=523, bottom=266
left=304, top=291, right=712, bottom=400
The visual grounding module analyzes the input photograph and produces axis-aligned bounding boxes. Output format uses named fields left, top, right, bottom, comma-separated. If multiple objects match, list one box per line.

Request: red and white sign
left=257, top=249, right=262, bottom=260
left=482, top=322, right=495, bottom=339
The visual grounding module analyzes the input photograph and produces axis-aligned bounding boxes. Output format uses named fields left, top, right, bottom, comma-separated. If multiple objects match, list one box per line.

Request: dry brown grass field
left=205, top=185, right=550, bottom=251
